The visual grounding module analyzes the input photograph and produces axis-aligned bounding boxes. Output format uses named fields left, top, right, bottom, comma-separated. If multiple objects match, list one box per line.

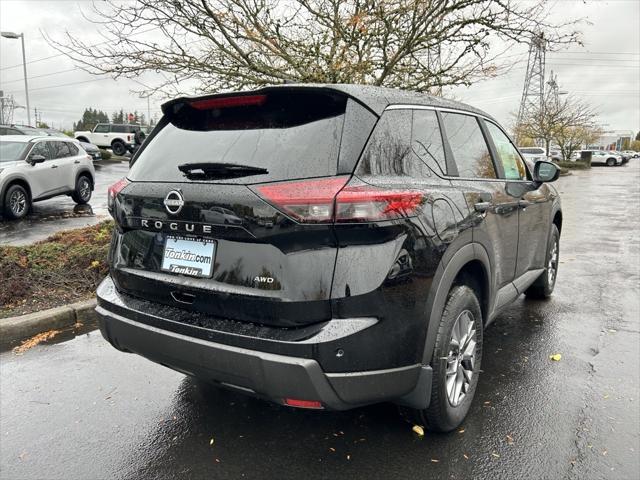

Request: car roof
left=162, top=83, right=496, bottom=121
left=0, top=135, right=73, bottom=143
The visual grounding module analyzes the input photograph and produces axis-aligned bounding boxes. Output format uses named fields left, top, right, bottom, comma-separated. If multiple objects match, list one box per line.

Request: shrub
left=99, top=149, right=112, bottom=160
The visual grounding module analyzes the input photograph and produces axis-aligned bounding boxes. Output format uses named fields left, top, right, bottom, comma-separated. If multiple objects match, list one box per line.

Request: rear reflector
left=254, top=176, right=423, bottom=223
left=284, top=398, right=324, bottom=409
left=107, top=177, right=130, bottom=210
left=190, top=95, right=267, bottom=110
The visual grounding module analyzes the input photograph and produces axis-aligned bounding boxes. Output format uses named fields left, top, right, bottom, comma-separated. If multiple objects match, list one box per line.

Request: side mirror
left=534, top=160, right=560, bottom=183
left=27, top=154, right=46, bottom=165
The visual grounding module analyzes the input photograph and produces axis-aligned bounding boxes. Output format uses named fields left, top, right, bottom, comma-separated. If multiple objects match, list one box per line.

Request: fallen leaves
left=13, top=329, right=61, bottom=355
left=412, top=425, right=425, bottom=436
left=550, top=353, right=562, bottom=361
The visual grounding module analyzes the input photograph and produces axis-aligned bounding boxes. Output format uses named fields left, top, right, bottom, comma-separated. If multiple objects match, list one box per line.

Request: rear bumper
left=96, top=277, right=432, bottom=410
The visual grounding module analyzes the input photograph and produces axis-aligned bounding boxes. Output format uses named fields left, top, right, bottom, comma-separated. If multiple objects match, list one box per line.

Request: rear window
left=0, top=141, right=29, bottom=162
left=129, top=91, right=347, bottom=183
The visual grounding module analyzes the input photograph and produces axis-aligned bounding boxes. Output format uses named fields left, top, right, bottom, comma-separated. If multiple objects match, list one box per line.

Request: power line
left=1, top=67, right=81, bottom=85
left=2, top=77, right=112, bottom=94
left=0, top=26, right=160, bottom=71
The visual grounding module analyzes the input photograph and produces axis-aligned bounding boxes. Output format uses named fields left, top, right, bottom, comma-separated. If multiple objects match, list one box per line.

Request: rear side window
left=52, top=141, right=72, bottom=158
left=129, top=92, right=347, bottom=183
left=486, top=122, right=527, bottom=180
left=357, top=109, right=446, bottom=178
left=412, top=110, right=447, bottom=176
left=441, top=113, right=495, bottom=179
left=357, top=110, right=412, bottom=177
left=94, top=124, right=110, bottom=133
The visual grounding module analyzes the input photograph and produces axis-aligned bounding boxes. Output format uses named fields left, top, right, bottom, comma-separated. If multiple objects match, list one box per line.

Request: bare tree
left=514, top=94, right=597, bottom=158
left=46, top=0, right=580, bottom=96
left=554, top=125, right=602, bottom=162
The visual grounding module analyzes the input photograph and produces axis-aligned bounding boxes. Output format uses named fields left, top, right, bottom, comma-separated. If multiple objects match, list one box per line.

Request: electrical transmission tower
left=516, top=33, right=546, bottom=133
left=0, top=90, right=19, bottom=125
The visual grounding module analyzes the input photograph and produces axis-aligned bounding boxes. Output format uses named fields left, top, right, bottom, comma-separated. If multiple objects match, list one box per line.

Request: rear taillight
left=335, top=185, right=424, bottom=222
left=255, top=176, right=348, bottom=223
left=107, top=177, right=130, bottom=211
left=254, top=177, right=423, bottom=223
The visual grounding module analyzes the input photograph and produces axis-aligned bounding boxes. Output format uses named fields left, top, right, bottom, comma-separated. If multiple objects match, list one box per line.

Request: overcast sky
left=0, top=0, right=638, bottom=134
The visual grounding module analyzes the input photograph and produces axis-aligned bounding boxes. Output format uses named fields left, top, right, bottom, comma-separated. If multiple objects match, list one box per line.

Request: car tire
left=3, top=184, right=30, bottom=220
left=525, top=224, right=560, bottom=299
left=111, top=140, right=127, bottom=156
left=399, top=285, right=483, bottom=432
left=71, top=175, right=92, bottom=204
left=606, top=158, right=616, bottom=166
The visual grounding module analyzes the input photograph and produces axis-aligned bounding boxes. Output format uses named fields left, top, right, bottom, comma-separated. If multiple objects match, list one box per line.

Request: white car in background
left=517, top=146, right=550, bottom=169
left=518, top=146, right=550, bottom=162
left=0, top=135, right=95, bottom=219
left=74, top=123, right=138, bottom=156
left=572, top=150, right=622, bottom=166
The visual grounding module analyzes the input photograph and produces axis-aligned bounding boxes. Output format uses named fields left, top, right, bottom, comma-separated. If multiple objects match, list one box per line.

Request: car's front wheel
left=3, top=184, right=30, bottom=220
left=526, top=224, right=560, bottom=299
left=71, top=175, right=92, bottom=204
left=400, top=284, right=483, bottom=432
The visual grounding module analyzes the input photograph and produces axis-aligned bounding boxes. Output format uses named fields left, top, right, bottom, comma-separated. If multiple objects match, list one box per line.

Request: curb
left=0, top=298, right=98, bottom=343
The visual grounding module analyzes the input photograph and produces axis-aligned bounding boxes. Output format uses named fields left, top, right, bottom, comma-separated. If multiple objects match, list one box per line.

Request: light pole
left=1, top=31, right=31, bottom=126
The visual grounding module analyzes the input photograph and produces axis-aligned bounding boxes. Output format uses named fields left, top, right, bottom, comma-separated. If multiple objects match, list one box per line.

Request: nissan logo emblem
left=164, top=190, right=185, bottom=215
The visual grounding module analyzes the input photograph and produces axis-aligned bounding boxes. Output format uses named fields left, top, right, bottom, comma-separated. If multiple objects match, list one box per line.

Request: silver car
left=0, top=135, right=95, bottom=219
left=572, top=150, right=623, bottom=166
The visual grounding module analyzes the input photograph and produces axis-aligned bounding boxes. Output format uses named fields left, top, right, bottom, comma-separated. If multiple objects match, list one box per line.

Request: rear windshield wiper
left=178, top=162, right=268, bottom=180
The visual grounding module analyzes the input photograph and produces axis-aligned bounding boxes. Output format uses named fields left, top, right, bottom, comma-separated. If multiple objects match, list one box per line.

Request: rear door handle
left=74, top=160, right=80, bottom=164
left=519, top=200, right=533, bottom=209
left=51, top=164, right=58, bottom=169
left=474, top=201, right=492, bottom=212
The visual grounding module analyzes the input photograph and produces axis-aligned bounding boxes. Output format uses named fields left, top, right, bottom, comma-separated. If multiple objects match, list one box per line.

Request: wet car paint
left=1, top=161, right=638, bottom=480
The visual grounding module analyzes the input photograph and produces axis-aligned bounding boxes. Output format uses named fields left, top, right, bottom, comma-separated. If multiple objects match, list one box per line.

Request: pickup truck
left=74, top=124, right=137, bottom=156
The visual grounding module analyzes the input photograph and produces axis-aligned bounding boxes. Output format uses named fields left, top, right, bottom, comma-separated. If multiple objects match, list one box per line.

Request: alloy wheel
left=446, top=310, right=477, bottom=407
left=9, top=190, right=27, bottom=216
left=79, top=178, right=91, bottom=201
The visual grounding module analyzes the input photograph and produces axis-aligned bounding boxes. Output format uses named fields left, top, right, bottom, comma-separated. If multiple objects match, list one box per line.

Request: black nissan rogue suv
left=96, top=85, right=562, bottom=432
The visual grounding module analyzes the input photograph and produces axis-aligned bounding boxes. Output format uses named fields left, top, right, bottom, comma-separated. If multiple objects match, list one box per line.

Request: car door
left=592, top=151, right=604, bottom=164
left=50, top=141, right=80, bottom=191
left=92, top=124, right=110, bottom=147
left=483, top=121, right=553, bottom=280
left=440, top=112, right=520, bottom=300
left=25, top=140, right=64, bottom=199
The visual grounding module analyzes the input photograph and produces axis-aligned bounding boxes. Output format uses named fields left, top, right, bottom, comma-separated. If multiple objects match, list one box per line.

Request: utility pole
left=516, top=32, right=546, bottom=144
left=1, top=31, right=31, bottom=126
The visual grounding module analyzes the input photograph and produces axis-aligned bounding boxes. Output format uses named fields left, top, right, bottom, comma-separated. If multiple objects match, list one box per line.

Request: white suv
left=74, top=123, right=138, bottom=156
left=0, top=135, right=95, bottom=219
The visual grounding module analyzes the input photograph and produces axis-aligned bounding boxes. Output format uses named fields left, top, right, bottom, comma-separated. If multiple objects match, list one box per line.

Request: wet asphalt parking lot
left=0, top=160, right=129, bottom=246
left=1, top=161, right=639, bottom=480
